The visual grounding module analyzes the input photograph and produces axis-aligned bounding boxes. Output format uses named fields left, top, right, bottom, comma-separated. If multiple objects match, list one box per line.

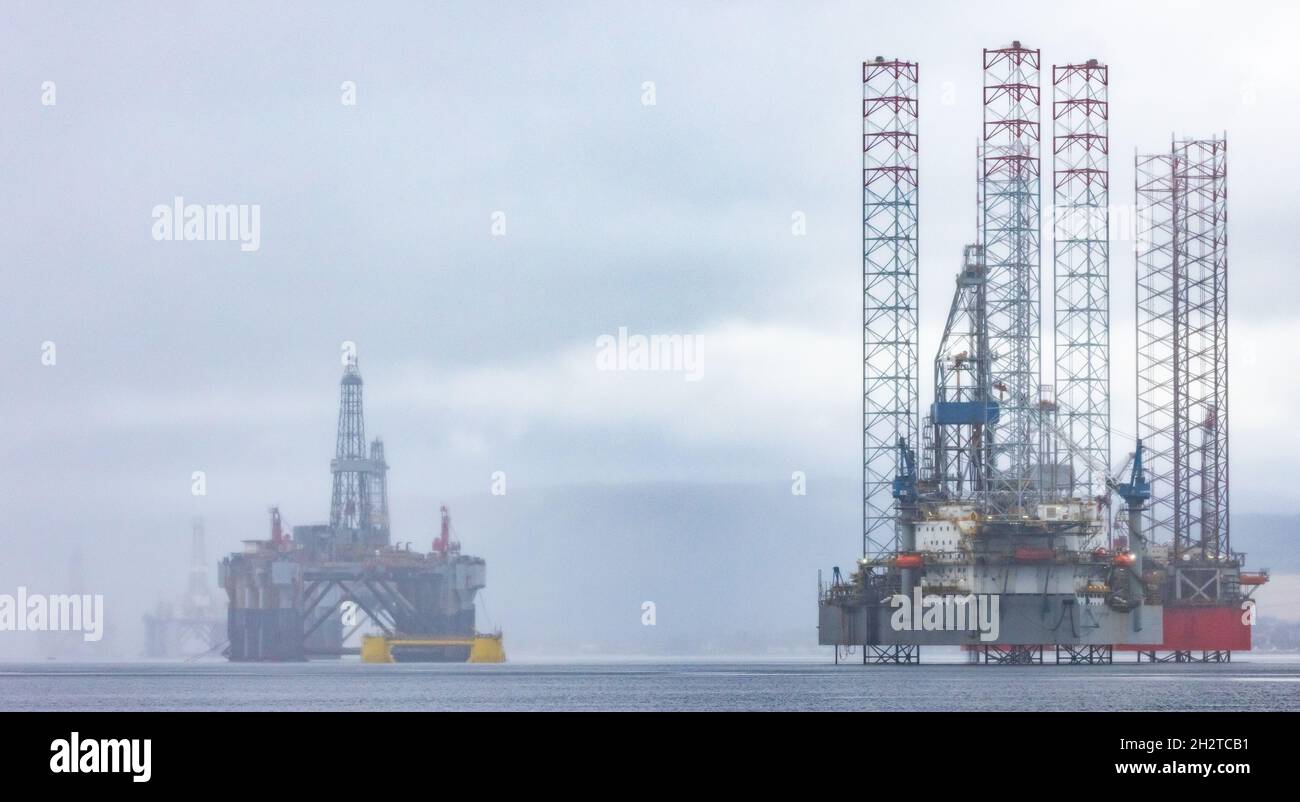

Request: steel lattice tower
left=330, top=357, right=373, bottom=532
left=862, top=57, right=919, bottom=560
left=1052, top=60, right=1109, bottom=498
left=187, top=518, right=213, bottom=611
left=1135, top=151, right=1177, bottom=547
left=1172, top=137, right=1229, bottom=562
left=369, top=437, right=390, bottom=534
left=982, top=42, right=1041, bottom=509
left=1135, top=137, right=1228, bottom=563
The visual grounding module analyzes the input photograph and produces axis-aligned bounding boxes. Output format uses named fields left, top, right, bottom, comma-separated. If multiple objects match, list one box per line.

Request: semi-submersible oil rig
left=819, top=43, right=1267, bottom=665
left=219, top=358, right=503, bottom=663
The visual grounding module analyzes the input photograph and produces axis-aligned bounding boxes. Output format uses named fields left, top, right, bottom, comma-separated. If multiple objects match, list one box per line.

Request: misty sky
left=2, top=2, right=1298, bottom=653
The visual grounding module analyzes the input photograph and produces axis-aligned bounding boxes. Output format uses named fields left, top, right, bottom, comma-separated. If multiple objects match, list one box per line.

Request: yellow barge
left=361, top=633, right=505, bottom=664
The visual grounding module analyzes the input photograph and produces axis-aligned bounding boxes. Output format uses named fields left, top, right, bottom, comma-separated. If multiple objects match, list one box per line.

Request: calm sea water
left=2, top=657, right=1298, bottom=711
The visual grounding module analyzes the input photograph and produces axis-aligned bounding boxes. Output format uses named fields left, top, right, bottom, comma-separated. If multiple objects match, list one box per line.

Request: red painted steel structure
left=1117, top=607, right=1250, bottom=652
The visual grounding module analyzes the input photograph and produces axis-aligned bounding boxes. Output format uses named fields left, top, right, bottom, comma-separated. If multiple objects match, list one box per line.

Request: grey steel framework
left=1052, top=60, right=1109, bottom=498
left=330, top=357, right=373, bottom=531
left=972, top=645, right=1045, bottom=665
left=975, top=144, right=984, bottom=247
left=929, top=243, right=992, bottom=498
left=982, top=43, right=1041, bottom=511
left=1171, top=138, right=1229, bottom=563
left=369, top=438, right=390, bottom=533
left=862, top=57, right=918, bottom=560
left=1055, top=644, right=1114, bottom=665
left=1136, top=650, right=1231, bottom=664
left=862, top=645, right=919, bottom=665
left=1134, top=152, right=1176, bottom=547
left=143, top=518, right=225, bottom=658
left=1135, top=137, right=1228, bottom=564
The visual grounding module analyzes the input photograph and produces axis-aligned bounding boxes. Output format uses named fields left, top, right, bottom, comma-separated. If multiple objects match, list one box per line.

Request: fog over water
left=2, top=2, right=1298, bottom=659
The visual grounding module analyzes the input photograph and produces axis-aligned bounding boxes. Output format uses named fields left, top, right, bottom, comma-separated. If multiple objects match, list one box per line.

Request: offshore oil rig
left=219, top=357, right=503, bottom=663
left=819, top=43, right=1267, bottom=665
left=143, top=519, right=225, bottom=658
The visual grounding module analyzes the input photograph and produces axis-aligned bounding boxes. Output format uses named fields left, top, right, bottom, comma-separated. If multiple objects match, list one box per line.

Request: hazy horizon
left=3, top=1, right=1298, bottom=659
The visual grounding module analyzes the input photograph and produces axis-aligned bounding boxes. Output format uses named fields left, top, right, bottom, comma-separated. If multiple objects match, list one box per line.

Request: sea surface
left=3, top=656, right=1299, bottom=711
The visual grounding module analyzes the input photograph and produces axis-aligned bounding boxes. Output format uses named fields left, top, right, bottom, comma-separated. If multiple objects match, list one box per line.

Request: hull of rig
left=219, top=358, right=500, bottom=663
left=820, top=43, right=1266, bottom=665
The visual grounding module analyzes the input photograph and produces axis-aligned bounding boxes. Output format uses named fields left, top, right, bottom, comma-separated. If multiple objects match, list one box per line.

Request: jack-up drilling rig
left=820, top=44, right=1264, bottom=665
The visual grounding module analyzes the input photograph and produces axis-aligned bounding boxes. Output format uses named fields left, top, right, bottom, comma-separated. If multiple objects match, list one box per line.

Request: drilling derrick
left=330, top=358, right=378, bottom=548
left=1052, top=60, right=1109, bottom=499
left=862, top=56, right=919, bottom=566
left=982, top=41, right=1042, bottom=511
left=929, top=244, right=997, bottom=499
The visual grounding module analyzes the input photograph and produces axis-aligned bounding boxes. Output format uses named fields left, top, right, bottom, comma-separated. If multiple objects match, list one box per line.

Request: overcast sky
left=2, top=2, right=1298, bottom=651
